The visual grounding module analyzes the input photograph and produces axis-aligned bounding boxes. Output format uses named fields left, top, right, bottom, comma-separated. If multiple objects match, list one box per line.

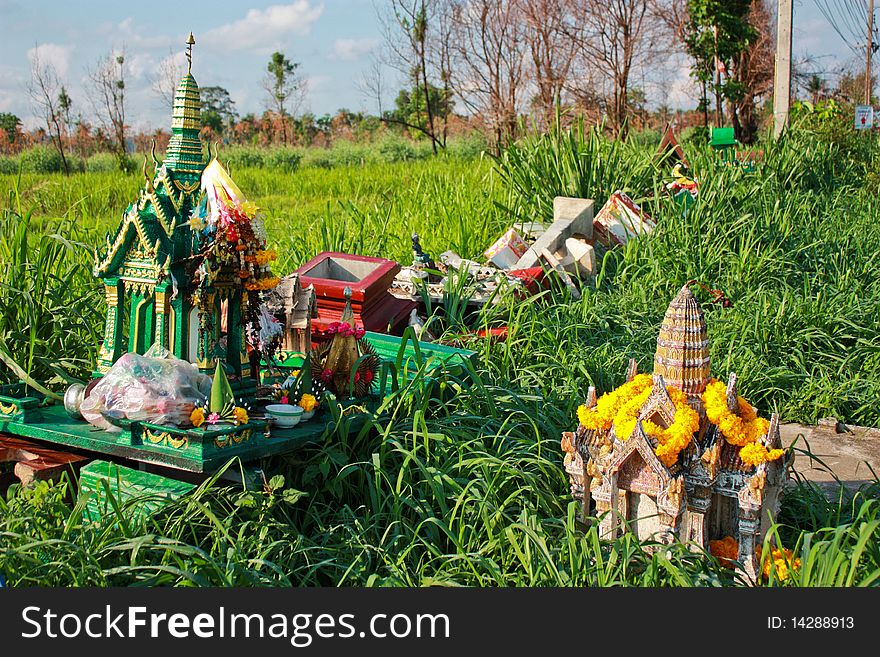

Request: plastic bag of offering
left=80, top=346, right=212, bottom=432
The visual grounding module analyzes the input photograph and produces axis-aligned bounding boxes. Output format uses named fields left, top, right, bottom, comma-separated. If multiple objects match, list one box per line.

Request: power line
left=814, top=0, right=874, bottom=57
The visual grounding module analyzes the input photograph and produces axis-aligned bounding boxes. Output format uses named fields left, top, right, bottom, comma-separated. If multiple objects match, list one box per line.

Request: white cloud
left=203, top=1, right=324, bottom=52
left=330, top=37, right=379, bottom=61
left=26, top=43, right=74, bottom=77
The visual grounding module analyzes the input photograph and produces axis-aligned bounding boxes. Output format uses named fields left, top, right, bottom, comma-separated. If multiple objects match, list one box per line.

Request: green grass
left=1, top=113, right=879, bottom=587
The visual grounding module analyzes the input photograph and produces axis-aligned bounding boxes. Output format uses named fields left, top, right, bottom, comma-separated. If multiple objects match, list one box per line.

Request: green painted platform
left=80, top=460, right=195, bottom=522
left=0, top=332, right=477, bottom=474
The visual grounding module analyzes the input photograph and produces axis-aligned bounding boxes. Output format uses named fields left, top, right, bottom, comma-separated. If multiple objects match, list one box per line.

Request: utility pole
left=867, top=0, right=875, bottom=105
left=773, top=0, right=792, bottom=138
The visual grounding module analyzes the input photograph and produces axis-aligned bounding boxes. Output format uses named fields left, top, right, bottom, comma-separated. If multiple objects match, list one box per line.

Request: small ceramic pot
left=300, top=409, right=315, bottom=421
left=265, top=404, right=303, bottom=428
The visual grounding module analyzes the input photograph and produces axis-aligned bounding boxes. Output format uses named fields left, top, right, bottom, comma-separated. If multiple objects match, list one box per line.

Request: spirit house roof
left=93, top=36, right=205, bottom=279
left=164, top=71, right=203, bottom=176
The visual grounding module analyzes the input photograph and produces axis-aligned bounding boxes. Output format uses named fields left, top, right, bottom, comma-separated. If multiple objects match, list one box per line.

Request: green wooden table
left=0, top=332, right=477, bottom=474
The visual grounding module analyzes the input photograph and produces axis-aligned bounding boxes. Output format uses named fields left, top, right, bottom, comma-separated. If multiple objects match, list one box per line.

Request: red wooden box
left=296, top=252, right=416, bottom=339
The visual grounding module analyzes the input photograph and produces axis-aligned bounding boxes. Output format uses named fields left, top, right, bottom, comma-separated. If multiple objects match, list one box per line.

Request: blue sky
left=0, top=0, right=862, bottom=131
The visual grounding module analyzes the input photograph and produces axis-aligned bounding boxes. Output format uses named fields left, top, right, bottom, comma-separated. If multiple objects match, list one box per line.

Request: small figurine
left=411, top=232, right=435, bottom=271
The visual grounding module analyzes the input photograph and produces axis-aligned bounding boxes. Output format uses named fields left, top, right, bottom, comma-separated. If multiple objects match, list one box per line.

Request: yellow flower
left=299, top=393, right=317, bottom=412
left=739, top=442, right=785, bottom=466
left=232, top=406, right=249, bottom=425
left=241, top=200, right=259, bottom=218
left=757, top=545, right=800, bottom=582
left=702, top=379, right=781, bottom=465
left=188, top=215, right=205, bottom=230
left=576, top=373, right=699, bottom=467
left=576, top=374, right=654, bottom=432
left=709, top=536, right=739, bottom=567
left=190, top=406, right=206, bottom=428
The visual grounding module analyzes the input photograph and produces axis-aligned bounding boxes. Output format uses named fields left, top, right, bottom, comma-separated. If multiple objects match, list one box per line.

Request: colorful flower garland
left=576, top=375, right=783, bottom=468
left=703, top=379, right=782, bottom=466
left=326, top=321, right=366, bottom=339
left=575, top=374, right=699, bottom=467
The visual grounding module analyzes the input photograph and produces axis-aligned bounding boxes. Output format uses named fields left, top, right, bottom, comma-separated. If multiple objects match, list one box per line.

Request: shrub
left=377, top=136, right=419, bottom=162
left=221, top=146, right=265, bottom=169
left=446, top=133, right=488, bottom=159
left=20, top=146, right=64, bottom=173
left=300, top=148, right=335, bottom=169
left=265, top=146, right=302, bottom=172
left=0, top=155, right=18, bottom=174
left=86, top=152, right=119, bottom=173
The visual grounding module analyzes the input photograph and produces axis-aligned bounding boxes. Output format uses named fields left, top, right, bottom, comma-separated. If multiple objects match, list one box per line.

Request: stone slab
left=780, top=421, right=880, bottom=492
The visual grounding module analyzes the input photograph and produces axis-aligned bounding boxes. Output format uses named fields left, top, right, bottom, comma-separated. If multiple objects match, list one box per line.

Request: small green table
left=0, top=332, right=477, bottom=474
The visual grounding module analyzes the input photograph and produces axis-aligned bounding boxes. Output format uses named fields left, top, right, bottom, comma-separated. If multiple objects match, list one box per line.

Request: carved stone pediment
left=610, top=422, right=671, bottom=495
left=738, top=468, right=767, bottom=510
left=657, top=476, right=687, bottom=519
left=638, top=375, right=677, bottom=429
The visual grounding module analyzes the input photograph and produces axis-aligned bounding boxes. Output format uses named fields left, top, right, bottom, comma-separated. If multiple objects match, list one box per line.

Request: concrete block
left=553, top=197, right=595, bottom=239
left=514, top=197, right=594, bottom=269
left=564, top=237, right=596, bottom=278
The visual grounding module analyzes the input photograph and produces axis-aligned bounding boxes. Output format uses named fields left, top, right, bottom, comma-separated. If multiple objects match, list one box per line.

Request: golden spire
left=186, top=32, right=195, bottom=73
left=653, top=284, right=711, bottom=408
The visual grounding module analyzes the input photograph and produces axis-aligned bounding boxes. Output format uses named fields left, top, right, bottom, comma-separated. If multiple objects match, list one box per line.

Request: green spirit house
left=0, top=35, right=478, bottom=479
left=93, top=36, right=253, bottom=392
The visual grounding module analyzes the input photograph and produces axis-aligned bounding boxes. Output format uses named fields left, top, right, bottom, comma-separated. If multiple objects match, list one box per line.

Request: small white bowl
left=300, top=409, right=315, bottom=421
left=265, top=404, right=303, bottom=428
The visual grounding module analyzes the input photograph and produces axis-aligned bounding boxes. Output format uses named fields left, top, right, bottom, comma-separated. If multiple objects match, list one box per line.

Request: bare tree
left=377, top=0, right=451, bottom=151
left=566, top=0, right=663, bottom=138
left=28, top=48, right=71, bottom=175
left=151, top=50, right=185, bottom=110
left=88, top=49, right=128, bottom=165
left=520, top=0, right=578, bottom=131
left=358, top=53, right=387, bottom=116
left=448, top=0, right=529, bottom=153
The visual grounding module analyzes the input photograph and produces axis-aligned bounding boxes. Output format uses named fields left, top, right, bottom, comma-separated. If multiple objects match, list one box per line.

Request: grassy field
left=1, top=114, right=879, bottom=586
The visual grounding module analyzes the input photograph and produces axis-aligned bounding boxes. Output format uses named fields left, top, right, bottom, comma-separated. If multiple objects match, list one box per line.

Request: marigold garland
left=757, top=545, right=801, bottom=582
left=576, top=374, right=654, bottom=432
left=576, top=373, right=699, bottom=467
left=576, top=375, right=783, bottom=468
left=703, top=379, right=782, bottom=465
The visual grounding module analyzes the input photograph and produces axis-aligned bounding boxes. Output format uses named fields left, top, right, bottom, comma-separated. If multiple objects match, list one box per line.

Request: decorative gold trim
left=144, top=428, right=188, bottom=449
left=214, top=429, right=253, bottom=449
left=0, top=401, right=20, bottom=415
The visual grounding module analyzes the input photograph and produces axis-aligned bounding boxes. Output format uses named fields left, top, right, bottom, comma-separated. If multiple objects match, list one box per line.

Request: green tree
left=57, top=86, right=73, bottom=134
left=682, top=0, right=756, bottom=130
left=390, top=80, right=452, bottom=138
left=806, top=75, right=827, bottom=104
left=0, top=112, right=21, bottom=142
left=263, top=51, right=303, bottom=145
left=200, top=86, right=238, bottom=135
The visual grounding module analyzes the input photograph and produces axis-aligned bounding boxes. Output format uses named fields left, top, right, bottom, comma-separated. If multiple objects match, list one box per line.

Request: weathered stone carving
left=561, top=284, right=794, bottom=580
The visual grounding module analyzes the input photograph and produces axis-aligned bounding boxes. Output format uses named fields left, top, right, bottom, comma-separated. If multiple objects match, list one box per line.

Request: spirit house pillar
left=96, top=277, right=125, bottom=373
